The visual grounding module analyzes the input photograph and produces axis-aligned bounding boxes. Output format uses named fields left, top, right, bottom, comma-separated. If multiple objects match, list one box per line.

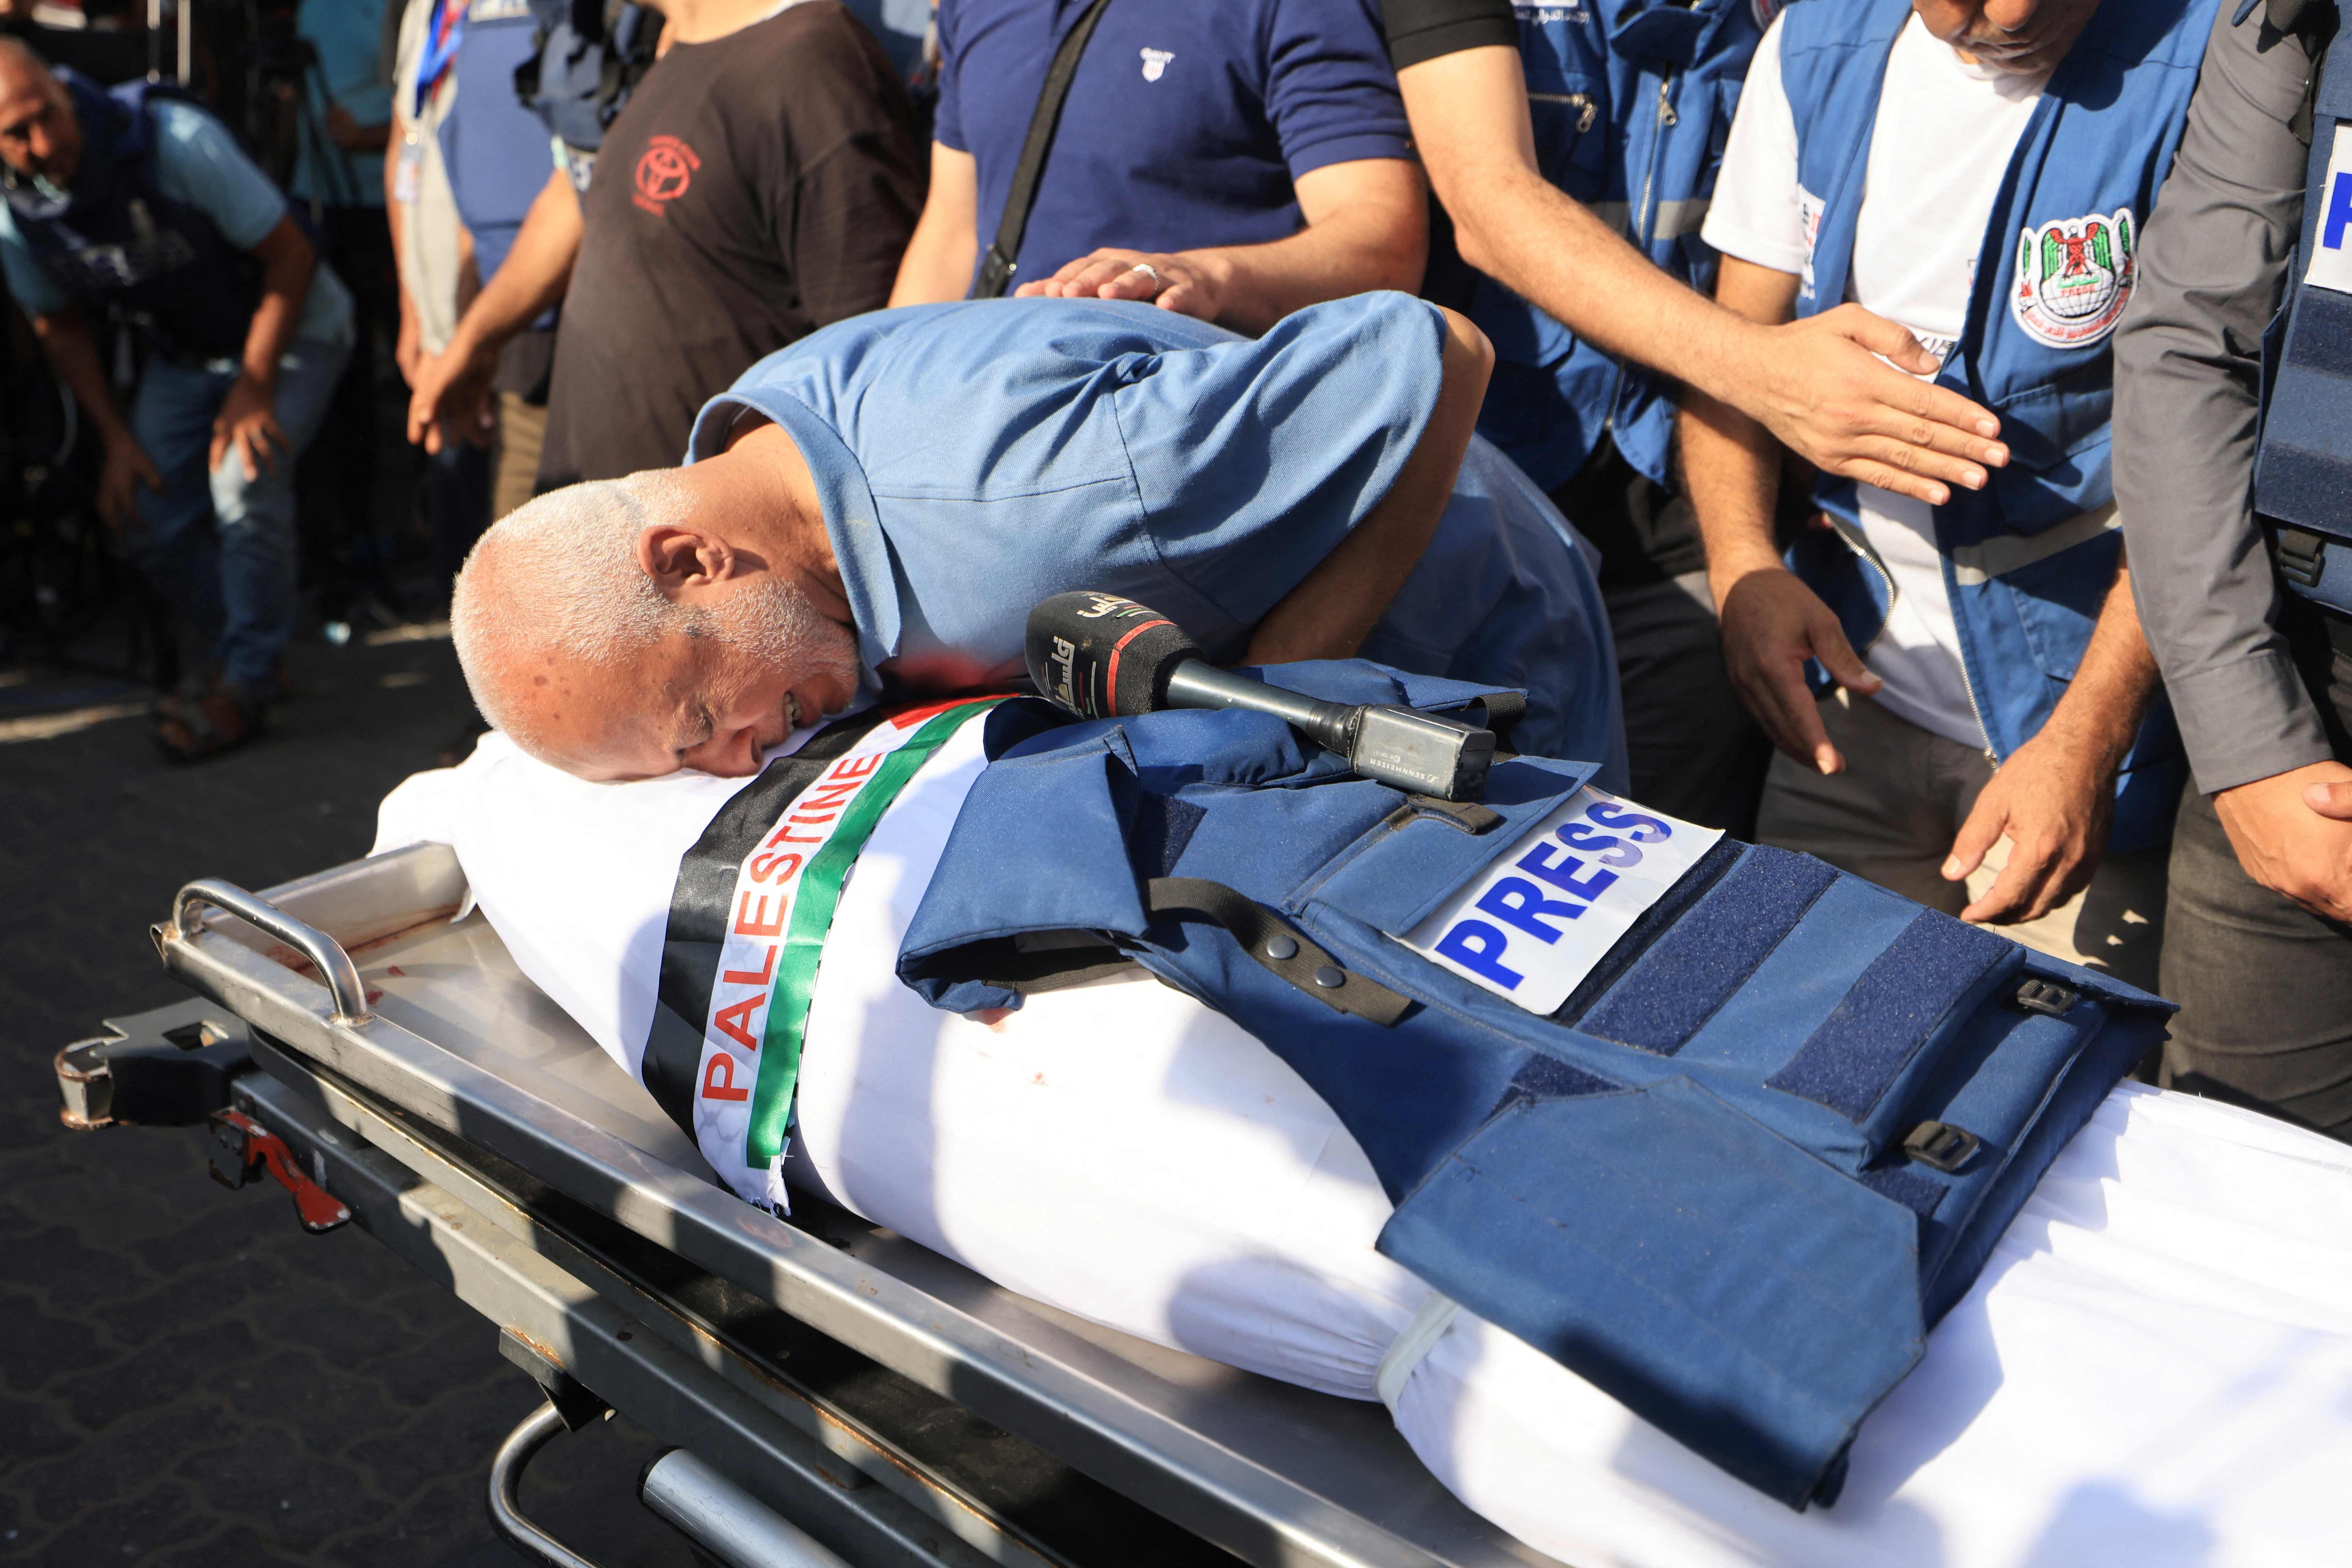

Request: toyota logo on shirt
left=633, top=134, right=701, bottom=215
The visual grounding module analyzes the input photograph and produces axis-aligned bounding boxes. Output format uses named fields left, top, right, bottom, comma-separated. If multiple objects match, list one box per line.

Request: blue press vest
left=1778, top=0, right=2209, bottom=851
left=517, top=0, right=661, bottom=185
left=440, top=0, right=553, bottom=282
left=2, top=73, right=260, bottom=362
left=1467, top=0, right=1764, bottom=491
left=2252, top=8, right=2352, bottom=612
left=896, top=661, right=2169, bottom=1510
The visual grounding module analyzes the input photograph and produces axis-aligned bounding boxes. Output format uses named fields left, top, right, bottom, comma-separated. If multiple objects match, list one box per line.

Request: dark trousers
left=2160, top=627, right=2352, bottom=1139
left=298, top=207, right=399, bottom=615
left=1549, top=439, right=1771, bottom=837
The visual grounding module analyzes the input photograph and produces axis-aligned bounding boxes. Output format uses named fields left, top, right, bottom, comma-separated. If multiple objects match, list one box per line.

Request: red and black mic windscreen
left=1025, top=592, right=1202, bottom=720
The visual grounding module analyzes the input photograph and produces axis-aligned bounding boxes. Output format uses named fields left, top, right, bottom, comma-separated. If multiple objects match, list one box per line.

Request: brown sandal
left=153, top=689, right=260, bottom=761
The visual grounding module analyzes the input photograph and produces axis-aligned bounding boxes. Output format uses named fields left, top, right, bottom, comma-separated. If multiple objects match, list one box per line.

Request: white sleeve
left=1700, top=15, right=1808, bottom=278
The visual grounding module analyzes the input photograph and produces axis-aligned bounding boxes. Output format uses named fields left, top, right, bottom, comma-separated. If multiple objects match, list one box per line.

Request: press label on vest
left=1397, top=787, right=1721, bottom=1015
left=2308, top=124, right=2352, bottom=295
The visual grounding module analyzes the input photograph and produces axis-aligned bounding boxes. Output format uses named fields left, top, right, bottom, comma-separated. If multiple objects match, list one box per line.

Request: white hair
left=450, top=471, right=704, bottom=741
left=450, top=469, right=858, bottom=757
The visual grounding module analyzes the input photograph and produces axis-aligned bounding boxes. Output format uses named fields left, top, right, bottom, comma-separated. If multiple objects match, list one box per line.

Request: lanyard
left=413, top=0, right=467, bottom=119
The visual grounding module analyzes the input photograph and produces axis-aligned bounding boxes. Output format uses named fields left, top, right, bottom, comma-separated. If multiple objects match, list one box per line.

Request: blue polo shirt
left=933, top=0, right=1414, bottom=291
left=685, top=294, right=1627, bottom=781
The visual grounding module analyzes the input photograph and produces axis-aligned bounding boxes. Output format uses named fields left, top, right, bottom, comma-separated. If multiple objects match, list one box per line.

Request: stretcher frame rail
left=152, top=848, right=1561, bottom=1568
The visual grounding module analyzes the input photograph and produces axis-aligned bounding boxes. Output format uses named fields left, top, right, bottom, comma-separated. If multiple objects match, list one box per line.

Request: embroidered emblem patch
left=1140, top=47, right=1174, bottom=82
left=2010, top=207, right=2135, bottom=349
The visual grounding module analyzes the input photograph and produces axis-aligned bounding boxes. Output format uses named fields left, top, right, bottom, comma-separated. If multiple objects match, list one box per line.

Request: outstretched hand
left=1712, top=562, right=1882, bottom=775
left=1013, top=248, right=1224, bottom=322
left=1749, top=305, right=2009, bottom=508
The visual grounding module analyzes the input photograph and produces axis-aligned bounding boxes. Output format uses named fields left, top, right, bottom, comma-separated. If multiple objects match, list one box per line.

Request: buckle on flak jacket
left=1902, top=1120, right=1982, bottom=1174
left=2011, top=977, right=2081, bottom=1018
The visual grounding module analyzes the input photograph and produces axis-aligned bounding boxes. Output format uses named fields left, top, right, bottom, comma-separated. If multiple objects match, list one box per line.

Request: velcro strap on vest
left=1766, top=914, right=2015, bottom=1120
left=1578, top=848, right=1838, bottom=1054
left=1146, top=877, right=1413, bottom=1026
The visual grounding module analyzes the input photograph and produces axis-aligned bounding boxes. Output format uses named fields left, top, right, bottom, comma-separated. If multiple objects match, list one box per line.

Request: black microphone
left=1024, top=591, right=1496, bottom=801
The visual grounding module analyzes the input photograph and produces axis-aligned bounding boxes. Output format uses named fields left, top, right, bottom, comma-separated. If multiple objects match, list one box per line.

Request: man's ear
left=637, top=524, right=735, bottom=593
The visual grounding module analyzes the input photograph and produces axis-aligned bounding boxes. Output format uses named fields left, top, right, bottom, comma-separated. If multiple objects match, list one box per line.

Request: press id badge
left=393, top=135, right=424, bottom=205
left=1397, top=787, right=1722, bottom=1015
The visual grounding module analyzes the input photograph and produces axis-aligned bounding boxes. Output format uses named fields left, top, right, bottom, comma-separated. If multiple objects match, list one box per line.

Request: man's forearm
left=1179, top=184, right=1426, bottom=337
left=1684, top=258, right=1800, bottom=595
left=30, top=310, right=130, bottom=443
left=1457, top=156, right=1759, bottom=402
left=2040, top=560, right=2160, bottom=770
left=1682, top=386, right=1782, bottom=591
left=241, top=220, right=316, bottom=384
left=1245, top=308, right=1492, bottom=664
left=1402, top=48, right=1754, bottom=402
left=447, top=169, right=580, bottom=359
left=889, top=207, right=977, bottom=305
left=890, top=143, right=981, bottom=306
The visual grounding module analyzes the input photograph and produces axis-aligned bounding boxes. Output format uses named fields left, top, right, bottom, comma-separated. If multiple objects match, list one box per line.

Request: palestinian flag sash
left=641, top=697, right=1002, bottom=1210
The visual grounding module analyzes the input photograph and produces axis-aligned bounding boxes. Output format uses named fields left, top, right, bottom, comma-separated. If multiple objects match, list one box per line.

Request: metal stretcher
left=57, top=844, right=1571, bottom=1568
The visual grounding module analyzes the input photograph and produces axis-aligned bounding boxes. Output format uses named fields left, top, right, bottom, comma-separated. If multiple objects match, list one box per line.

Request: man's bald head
left=451, top=471, right=861, bottom=780
left=0, top=38, right=78, bottom=189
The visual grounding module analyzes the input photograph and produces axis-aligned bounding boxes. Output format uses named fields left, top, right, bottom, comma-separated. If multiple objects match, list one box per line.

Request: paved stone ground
left=0, top=631, right=698, bottom=1567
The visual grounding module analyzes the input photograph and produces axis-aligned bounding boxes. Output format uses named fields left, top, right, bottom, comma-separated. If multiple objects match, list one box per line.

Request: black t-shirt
left=1380, top=0, right=1517, bottom=70
left=536, top=2, right=925, bottom=489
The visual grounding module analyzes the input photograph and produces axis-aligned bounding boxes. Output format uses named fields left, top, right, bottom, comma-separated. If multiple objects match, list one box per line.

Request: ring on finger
left=1129, top=262, right=1163, bottom=289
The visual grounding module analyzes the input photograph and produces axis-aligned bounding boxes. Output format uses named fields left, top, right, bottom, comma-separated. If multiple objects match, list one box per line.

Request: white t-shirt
left=1703, top=14, right=2053, bottom=749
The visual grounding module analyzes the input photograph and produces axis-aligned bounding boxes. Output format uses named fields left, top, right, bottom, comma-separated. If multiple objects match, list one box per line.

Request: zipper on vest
left=1528, top=90, right=1599, bottom=136
left=1945, top=555, right=2002, bottom=766
left=1606, top=73, right=1680, bottom=437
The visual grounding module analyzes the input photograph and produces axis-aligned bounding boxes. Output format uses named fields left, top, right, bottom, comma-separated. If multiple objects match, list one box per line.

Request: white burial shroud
left=375, top=725, right=2352, bottom=1568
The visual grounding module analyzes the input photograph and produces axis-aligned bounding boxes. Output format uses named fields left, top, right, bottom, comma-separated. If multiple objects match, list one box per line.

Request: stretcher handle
left=166, top=877, right=374, bottom=1027
left=489, top=1401, right=612, bottom=1568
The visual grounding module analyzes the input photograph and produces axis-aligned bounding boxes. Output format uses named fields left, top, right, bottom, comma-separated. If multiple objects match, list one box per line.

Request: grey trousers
left=2161, top=773, right=2352, bottom=1139
left=1756, top=689, right=2169, bottom=993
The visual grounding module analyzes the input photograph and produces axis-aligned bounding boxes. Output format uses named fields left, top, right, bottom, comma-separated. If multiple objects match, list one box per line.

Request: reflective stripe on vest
left=1462, top=0, right=1763, bottom=492
left=1775, top=0, right=2209, bottom=848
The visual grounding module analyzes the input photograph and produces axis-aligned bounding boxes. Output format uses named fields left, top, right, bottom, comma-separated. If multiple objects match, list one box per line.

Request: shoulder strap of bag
left=968, top=0, right=1117, bottom=300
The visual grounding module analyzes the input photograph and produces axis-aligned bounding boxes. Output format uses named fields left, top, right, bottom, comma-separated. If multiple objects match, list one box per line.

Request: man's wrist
left=1705, top=542, right=1786, bottom=605
left=1688, top=310, right=1770, bottom=409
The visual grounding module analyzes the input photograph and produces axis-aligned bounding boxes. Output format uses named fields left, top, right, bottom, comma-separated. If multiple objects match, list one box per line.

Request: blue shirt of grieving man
left=443, top=291, right=1626, bottom=790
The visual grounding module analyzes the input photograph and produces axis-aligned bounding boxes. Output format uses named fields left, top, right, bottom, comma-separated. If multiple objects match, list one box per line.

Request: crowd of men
left=3, top=0, right=2348, bottom=1144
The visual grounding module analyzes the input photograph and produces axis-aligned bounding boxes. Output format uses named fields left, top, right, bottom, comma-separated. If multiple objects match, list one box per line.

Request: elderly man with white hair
left=451, top=292, right=1627, bottom=783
